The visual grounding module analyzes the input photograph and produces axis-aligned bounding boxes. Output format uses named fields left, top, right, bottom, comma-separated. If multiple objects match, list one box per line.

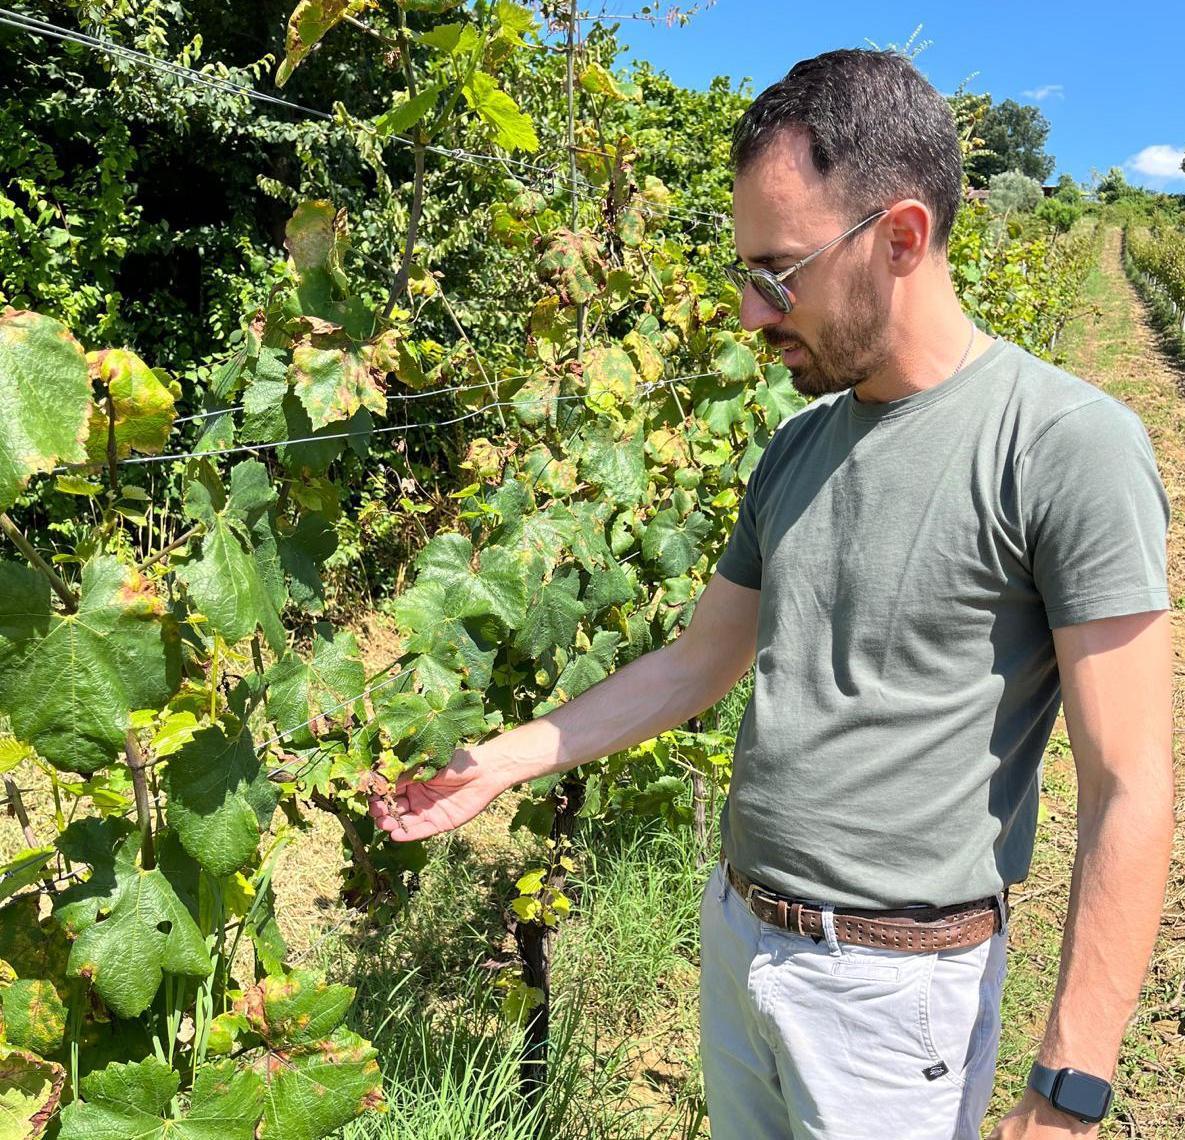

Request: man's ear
left=883, top=199, right=932, bottom=277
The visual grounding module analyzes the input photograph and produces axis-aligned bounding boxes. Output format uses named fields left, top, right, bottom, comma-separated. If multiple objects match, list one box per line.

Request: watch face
left=1052, top=1069, right=1113, bottom=1124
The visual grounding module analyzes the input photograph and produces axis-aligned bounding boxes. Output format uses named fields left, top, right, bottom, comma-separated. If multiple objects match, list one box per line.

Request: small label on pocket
left=922, top=1061, right=949, bottom=1081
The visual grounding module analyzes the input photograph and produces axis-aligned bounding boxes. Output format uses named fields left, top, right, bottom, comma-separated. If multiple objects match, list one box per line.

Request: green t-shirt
left=715, top=337, right=1170, bottom=909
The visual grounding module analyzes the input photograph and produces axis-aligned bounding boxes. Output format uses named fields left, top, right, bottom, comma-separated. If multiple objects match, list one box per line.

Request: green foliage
left=964, top=97, right=1055, bottom=188
left=988, top=171, right=1045, bottom=215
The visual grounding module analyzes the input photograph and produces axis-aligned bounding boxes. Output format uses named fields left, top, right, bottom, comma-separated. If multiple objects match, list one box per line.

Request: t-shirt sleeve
left=715, top=442, right=770, bottom=590
left=1019, top=397, right=1171, bottom=628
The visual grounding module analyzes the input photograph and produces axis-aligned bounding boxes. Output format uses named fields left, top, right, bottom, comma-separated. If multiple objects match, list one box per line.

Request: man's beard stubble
left=765, top=274, right=891, bottom=398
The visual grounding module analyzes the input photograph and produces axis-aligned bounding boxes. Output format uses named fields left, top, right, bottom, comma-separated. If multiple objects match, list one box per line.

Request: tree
left=965, top=99, right=1055, bottom=188
left=1055, top=173, right=1083, bottom=204
left=988, top=170, right=1044, bottom=215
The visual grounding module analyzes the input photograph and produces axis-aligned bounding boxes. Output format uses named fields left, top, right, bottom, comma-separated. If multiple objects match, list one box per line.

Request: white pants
left=699, top=861, right=1009, bottom=1140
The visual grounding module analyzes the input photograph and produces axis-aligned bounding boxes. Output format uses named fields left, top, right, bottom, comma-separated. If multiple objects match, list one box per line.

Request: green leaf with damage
left=59, top=1057, right=264, bottom=1140
left=265, top=624, right=365, bottom=750
left=0, top=556, right=180, bottom=774
left=0, top=1044, right=64, bottom=1140
left=0, top=309, right=91, bottom=512
left=236, top=969, right=353, bottom=1048
left=83, top=349, right=178, bottom=464
left=1, top=980, right=66, bottom=1058
left=258, top=1028, right=383, bottom=1140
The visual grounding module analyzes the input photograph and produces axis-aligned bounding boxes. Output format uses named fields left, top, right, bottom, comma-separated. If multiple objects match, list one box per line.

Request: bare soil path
left=986, top=227, right=1185, bottom=1138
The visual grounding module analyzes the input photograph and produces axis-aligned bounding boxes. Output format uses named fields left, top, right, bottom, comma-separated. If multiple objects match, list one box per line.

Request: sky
left=609, top=0, right=1185, bottom=192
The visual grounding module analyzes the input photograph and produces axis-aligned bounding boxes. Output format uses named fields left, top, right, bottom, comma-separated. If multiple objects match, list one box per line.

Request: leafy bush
left=988, top=170, right=1045, bottom=215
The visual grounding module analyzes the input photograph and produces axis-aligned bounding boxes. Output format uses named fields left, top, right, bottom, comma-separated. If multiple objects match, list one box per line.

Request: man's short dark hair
left=731, top=49, right=964, bottom=250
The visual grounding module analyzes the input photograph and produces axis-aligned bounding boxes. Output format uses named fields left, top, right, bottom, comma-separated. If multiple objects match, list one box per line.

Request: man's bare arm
left=993, top=610, right=1174, bottom=1135
left=371, top=572, right=761, bottom=841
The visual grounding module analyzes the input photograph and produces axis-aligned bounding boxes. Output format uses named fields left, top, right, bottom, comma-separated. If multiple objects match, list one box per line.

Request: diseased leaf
left=0, top=1044, right=64, bottom=1140
left=0, top=557, right=180, bottom=774
left=236, top=969, right=352, bottom=1048
left=576, top=422, right=647, bottom=506
left=289, top=343, right=386, bottom=431
left=641, top=509, right=712, bottom=578
left=582, top=345, right=637, bottom=414
left=258, top=1028, right=383, bottom=1140
left=84, top=349, right=178, bottom=464
left=276, top=0, right=364, bottom=87
left=165, top=725, right=278, bottom=878
left=59, top=1057, right=264, bottom=1140
left=375, top=688, right=486, bottom=768
left=177, top=461, right=286, bottom=652
left=512, top=568, right=584, bottom=659
left=0, top=847, right=54, bottom=905
left=1, top=980, right=66, bottom=1058
left=0, top=309, right=91, bottom=512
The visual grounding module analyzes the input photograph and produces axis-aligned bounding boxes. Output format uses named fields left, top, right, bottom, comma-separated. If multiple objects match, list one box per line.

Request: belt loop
left=993, top=888, right=1010, bottom=938
left=718, top=857, right=730, bottom=902
left=820, top=904, right=842, bottom=957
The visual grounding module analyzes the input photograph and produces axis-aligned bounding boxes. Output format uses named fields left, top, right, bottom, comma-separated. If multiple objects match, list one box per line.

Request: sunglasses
left=723, top=209, right=889, bottom=314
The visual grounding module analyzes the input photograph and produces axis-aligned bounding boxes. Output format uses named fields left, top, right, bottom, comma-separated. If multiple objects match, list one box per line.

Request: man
left=371, top=50, right=1174, bottom=1140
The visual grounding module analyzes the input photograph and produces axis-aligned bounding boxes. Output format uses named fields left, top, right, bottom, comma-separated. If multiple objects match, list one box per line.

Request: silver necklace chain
left=949, top=319, right=979, bottom=380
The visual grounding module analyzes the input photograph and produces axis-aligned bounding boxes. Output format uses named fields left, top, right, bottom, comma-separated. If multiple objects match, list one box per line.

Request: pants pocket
left=918, top=937, right=1003, bottom=1090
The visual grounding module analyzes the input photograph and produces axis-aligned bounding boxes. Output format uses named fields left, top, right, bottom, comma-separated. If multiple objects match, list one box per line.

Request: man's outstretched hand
left=368, top=748, right=511, bottom=842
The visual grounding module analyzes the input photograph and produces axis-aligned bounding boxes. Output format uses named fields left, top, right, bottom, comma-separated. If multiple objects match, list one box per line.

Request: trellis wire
left=53, top=371, right=716, bottom=472
left=0, top=6, right=728, bottom=231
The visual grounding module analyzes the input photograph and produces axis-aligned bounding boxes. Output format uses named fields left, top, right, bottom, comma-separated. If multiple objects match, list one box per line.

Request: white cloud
left=1125, top=144, right=1185, bottom=181
left=1022, top=84, right=1064, bottom=101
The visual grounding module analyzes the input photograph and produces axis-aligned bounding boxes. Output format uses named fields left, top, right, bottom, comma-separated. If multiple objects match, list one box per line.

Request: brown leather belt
left=723, top=858, right=1008, bottom=953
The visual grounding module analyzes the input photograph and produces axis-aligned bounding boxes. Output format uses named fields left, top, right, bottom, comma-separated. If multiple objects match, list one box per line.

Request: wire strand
left=0, top=6, right=728, bottom=230
left=54, top=372, right=714, bottom=472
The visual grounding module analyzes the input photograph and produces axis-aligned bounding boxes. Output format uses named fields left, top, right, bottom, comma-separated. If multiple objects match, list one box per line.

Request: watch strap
left=1026, top=1061, right=1059, bottom=1101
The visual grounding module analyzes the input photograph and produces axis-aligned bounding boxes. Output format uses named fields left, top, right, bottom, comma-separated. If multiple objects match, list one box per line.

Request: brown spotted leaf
left=276, top=0, right=369, bottom=87
left=84, top=349, right=178, bottom=464
left=0, top=980, right=66, bottom=1058
left=0, top=556, right=181, bottom=774
left=257, top=1028, right=383, bottom=1140
left=236, top=969, right=353, bottom=1049
left=0, top=1044, right=64, bottom=1140
left=289, top=344, right=386, bottom=431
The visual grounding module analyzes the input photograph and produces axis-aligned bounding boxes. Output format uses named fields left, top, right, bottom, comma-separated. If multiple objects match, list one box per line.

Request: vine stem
left=310, top=790, right=378, bottom=890
left=0, top=512, right=78, bottom=612
left=565, top=1, right=587, bottom=362
left=383, top=5, right=425, bottom=321
left=138, top=524, right=202, bottom=572
left=125, top=729, right=156, bottom=870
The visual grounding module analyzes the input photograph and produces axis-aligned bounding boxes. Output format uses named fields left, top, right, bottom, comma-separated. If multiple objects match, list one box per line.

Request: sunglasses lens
left=756, top=276, right=791, bottom=313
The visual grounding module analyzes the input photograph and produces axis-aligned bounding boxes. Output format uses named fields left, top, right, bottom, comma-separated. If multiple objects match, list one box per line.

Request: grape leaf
left=0, top=556, right=180, bottom=774
left=177, top=461, right=286, bottom=652
left=66, top=835, right=213, bottom=1019
left=641, top=509, right=712, bottom=578
left=276, top=1, right=360, bottom=87
left=0, top=846, right=54, bottom=905
left=0, top=309, right=91, bottom=512
left=290, top=344, right=386, bottom=431
left=0, top=1044, right=64, bottom=1140
left=462, top=72, right=538, bottom=153
left=1, top=980, right=66, bottom=1058
left=84, top=349, right=178, bottom=464
left=59, top=1057, right=264, bottom=1140
left=258, top=1029, right=383, bottom=1140
left=375, top=688, right=486, bottom=767
left=576, top=422, right=647, bottom=506
left=265, top=624, right=365, bottom=750
left=165, top=725, right=278, bottom=878
left=236, top=969, right=352, bottom=1048
left=374, top=84, right=442, bottom=138
left=582, top=345, right=637, bottom=414
left=512, top=568, right=584, bottom=659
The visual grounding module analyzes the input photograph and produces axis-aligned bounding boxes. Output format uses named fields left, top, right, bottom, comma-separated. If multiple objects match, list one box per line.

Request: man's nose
left=739, top=284, right=789, bottom=333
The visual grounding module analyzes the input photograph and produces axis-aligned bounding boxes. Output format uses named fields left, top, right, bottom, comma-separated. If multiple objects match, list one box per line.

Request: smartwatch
left=1027, top=1061, right=1113, bottom=1124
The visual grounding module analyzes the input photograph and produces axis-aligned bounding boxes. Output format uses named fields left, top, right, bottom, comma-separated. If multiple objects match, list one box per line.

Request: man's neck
left=851, top=298, right=994, bottom=405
